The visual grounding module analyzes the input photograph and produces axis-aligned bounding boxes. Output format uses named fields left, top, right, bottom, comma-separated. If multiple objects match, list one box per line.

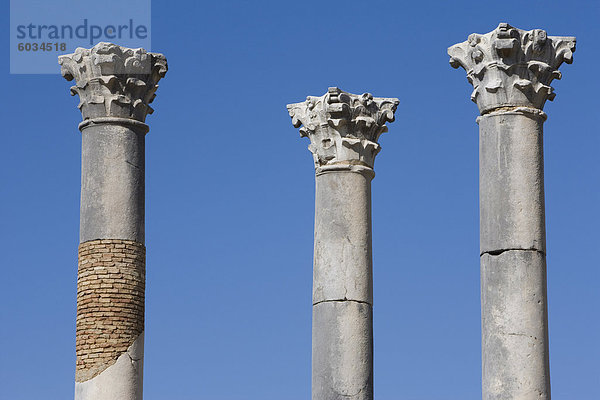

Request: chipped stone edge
left=476, top=106, right=548, bottom=125
left=75, top=332, right=144, bottom=400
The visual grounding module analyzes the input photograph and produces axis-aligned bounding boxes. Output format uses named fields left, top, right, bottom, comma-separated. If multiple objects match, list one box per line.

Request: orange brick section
left=76, top=239, right=145, bottom=382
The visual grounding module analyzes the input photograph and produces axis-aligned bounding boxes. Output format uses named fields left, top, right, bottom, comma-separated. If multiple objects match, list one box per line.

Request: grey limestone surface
left=314, top=170, right=373, bottom=305
left=479, top=111, right=550, bottom=399
left=312, top=169, right=373, bottom=400
left=479, top=111, right=546, bottom=255
left=481, top=251, right=550, bottom=400
left=80, top=123, right=145, bottom=243
left=313, top=301, right=373, bottom=400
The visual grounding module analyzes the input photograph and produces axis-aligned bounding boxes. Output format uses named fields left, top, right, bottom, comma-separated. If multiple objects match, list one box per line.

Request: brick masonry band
left=76, top=239, right=145, bottom=382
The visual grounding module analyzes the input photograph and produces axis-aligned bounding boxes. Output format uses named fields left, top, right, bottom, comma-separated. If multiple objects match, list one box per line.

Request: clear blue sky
left=1, top=1, right=598, bottom=399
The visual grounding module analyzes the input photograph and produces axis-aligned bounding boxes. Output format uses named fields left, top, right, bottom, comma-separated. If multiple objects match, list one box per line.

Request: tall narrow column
left=59, top=43, right=167, bottom=400
left=287, top=88, right=398, bottom=400
left=448, top=24, right=575, bottom=400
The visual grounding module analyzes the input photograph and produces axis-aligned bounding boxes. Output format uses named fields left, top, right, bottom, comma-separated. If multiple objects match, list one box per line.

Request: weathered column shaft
left=59, top=43, right=167, bottom=400
left=479, top=110, right=550, bottom=397
left=313, top=168, right=373, bottom=399
left=449, top=23, right=575, bottom=400
left=80, top=123, right=145, bottom=243
left=76, top=120, right=147, bottom=399
left=479, top=112, right=546, bottom=254
left=288, top=88, right=398, bottom=400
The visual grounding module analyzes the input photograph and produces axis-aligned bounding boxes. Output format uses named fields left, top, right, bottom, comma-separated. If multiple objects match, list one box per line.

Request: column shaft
left=312, top=169, right=373, bottom=400
left=479, top=112, right=550, bottom=399
left=479, top=112, right=546, bottom=254
left=76, top=122, right=147, bottom=399
left=80, top=123, right=145, bottom=243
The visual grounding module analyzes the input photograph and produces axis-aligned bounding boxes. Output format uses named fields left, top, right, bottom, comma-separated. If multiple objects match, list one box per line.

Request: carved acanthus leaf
left=59, top=42, right=168, bottom=122
left=448, top=23, right=575, bottom=113
left=287, top=87, right=399, bottom=169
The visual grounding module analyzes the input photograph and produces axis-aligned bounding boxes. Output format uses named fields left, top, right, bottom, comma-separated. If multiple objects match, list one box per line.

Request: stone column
left=287, top=88, right=398, bottom=400
left=59, top=43, right=167, bottom=400
left=448, top=23, right=575, bottom=400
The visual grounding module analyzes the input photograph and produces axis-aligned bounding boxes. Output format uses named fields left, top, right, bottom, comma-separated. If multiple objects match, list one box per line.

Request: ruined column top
left=59, top=42, right=168, bottom=132
left=448, top=23, right=575, bottom=115
left=287, top=87, right=399, bottom=174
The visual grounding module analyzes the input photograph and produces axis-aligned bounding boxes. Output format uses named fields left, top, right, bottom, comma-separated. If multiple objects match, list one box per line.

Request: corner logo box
left=10, top=0, right=151, bottom=74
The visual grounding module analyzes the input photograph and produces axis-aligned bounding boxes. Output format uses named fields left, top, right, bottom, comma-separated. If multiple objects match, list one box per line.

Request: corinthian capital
left=287, top=87, right=398, bottom=171
left=59, top=42, right=168, bottom=125
left=448, top=23, right=575, bottom=114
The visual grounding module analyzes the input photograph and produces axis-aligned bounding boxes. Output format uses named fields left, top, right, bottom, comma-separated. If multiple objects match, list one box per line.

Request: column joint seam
left=481, top=248, right=546, bottom=257
left=313, top=299, right=372, bottom=306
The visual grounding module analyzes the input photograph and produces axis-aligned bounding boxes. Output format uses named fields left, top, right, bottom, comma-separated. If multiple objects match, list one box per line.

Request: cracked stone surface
left=313, top=301, right=372, bottom=400
left=75, top=333, right=144, bottom=400
left=479, top=110, right=546, bottom=255
left=313, top=171, right=372, bottom=305
left=80, top=124, right=146, bottom=243
left=481, top=251, right=550, bottom=400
